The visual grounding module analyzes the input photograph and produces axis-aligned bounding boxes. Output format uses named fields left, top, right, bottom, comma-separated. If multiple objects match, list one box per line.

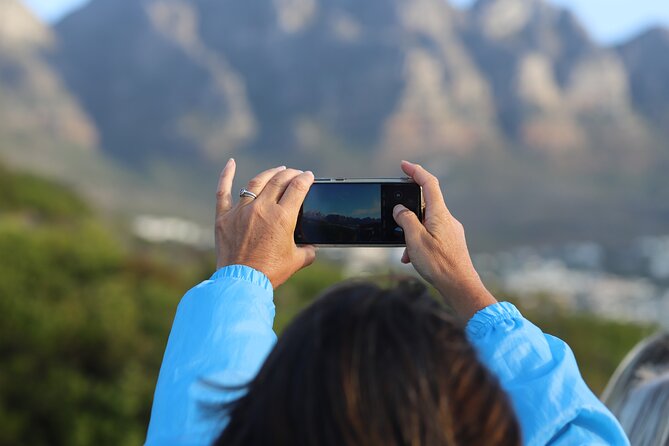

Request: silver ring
left=239, top=188, right=258, bottom=200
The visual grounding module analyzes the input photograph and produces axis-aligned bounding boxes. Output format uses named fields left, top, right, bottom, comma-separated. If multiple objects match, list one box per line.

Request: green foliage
left=0, top=163, right=89, bottom=220
left=0, top=168, right=193, bottom=445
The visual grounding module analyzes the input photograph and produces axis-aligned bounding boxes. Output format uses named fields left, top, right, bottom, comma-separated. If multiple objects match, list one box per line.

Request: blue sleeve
left=145, top=265, right=277, bottom=446
left=466, top=302, right=630, bottom=446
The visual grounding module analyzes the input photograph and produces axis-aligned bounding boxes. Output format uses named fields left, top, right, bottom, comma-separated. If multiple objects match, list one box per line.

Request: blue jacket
left=146, top=265, right=630, bottom=445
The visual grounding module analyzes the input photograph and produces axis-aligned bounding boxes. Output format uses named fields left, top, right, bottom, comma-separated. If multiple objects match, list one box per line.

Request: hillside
left=617, top=27, right=669, bottom=134
left=0, top=0, right=96, bottom=157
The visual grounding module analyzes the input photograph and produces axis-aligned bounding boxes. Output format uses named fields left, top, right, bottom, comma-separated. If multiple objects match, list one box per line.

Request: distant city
left=473, top=237, right=669, bottom=327
left=132, top=215, right=669, bottom=327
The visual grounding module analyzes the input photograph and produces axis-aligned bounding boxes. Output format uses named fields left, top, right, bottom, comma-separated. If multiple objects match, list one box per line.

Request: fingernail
left=277, top=165, right=287, bottom=170
left=393, top=204, right=406, bottom=216
left=305, top=170, right=313, bottom=176
left=402, top=160, right=413, bottom=166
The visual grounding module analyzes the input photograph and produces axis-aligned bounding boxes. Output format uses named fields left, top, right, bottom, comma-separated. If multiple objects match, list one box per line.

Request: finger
left=259, top=168, right=304, bottom=203
left=393, top=204, right=425, bottom=245
left=296, top=245, right=317, bottom=270
left=401, top=248, right=411, bottom=264
left=401, top=160, right=448, bottom=218
left=241, top=165, right=286, bottom=204
left=216, top=158, right=236, bottom=215
left=279, top=171, right=314, bottom=213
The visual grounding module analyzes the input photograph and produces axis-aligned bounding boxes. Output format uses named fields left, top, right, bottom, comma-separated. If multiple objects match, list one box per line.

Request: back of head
left=216, top=279, right=521, bottom=446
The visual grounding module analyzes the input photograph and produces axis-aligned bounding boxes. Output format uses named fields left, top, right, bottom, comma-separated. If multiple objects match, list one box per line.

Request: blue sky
left=304, top=184, right=381, bottom=219
left=22, top=0, right=669, bottom=44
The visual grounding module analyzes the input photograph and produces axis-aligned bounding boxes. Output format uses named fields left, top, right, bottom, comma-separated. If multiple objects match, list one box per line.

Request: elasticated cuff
left=465, top=301, right=523, bottom=339
left=210, top=264, right=272, bottom=293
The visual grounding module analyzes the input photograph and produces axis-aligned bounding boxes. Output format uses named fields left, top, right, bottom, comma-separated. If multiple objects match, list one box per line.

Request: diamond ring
left=239, top=188, right=258, bottom=199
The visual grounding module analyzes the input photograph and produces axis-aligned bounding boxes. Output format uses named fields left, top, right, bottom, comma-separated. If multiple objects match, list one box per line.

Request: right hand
left=393, top=160, right=497, bottom=319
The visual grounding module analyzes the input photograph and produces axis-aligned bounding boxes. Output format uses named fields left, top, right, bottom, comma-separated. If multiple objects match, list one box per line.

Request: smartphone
left=294, top=178, right=423, bottom=246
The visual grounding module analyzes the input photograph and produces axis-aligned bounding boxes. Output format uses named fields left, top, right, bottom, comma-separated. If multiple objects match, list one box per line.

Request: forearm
left=467, top=302, right=629, bottom=445
left=436, top=273, right=498, bottom=320
left=146, top=265, right=277, bottom=445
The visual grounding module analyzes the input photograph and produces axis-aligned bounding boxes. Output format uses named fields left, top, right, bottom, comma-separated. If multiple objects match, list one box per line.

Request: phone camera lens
left=394, top=192, right=403, bottom=200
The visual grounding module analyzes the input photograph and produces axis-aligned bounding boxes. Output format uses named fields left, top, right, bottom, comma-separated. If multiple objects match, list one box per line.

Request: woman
left=145, top=160, right=629, bottom=445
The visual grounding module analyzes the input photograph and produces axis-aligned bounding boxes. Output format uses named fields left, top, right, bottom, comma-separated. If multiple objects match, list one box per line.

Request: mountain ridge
left=47, top=0, right=666, bottom=166
left=0, top=0, right=97, bottom=161
left=1, top=0, right=668, bottom=247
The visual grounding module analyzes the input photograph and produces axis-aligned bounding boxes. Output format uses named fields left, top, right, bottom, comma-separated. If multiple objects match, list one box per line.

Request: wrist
left=436, top=274, right=497, bottom=320
left=211, top=264, right=274, bottom=293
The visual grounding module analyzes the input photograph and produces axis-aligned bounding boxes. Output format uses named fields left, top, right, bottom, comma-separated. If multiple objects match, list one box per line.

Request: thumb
left=401, top=248, right=411, bottom=264
left=296, top=245, right=317, bottom=270
left=393, top=204, right=423, bottom=234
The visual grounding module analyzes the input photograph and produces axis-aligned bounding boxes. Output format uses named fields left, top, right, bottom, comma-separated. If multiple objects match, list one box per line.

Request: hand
left=393, top=160, right=497, bottom=319
left=215, top=159, right=317, bottom=288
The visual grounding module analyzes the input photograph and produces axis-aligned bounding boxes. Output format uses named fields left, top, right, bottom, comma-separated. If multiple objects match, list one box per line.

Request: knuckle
left=398, top=208, right=415, bottom=220
left=290, top=177, right=310, bottom=193
left=247, top=178, right=263, bottom=190
left=269, top=176, right=285, bottom=188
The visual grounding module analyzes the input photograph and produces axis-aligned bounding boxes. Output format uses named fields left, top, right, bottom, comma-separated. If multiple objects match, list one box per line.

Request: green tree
left=0, top=167, right=194, bottom=445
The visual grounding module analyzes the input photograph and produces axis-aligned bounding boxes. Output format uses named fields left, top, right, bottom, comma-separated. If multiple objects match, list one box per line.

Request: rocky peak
left=0, top=0, right=97, bottom=168
left=618, top=26, right=669, bottom=58
left=462, top=0, right=643, bottom=153
left=617, top=27, right=669, bottom=129
left=469, top=0, right=593, bottom=58
left=471, top=0, right=546, bottom=40
left=0, top=0, right=53, bottom=49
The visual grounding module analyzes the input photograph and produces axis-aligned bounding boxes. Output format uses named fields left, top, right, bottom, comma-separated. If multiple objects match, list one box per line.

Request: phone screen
left=295, top=182, right=422, bottom=245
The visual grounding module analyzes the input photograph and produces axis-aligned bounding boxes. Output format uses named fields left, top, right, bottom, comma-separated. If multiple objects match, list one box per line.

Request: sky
left=22, top=0, right=669, bottom=45
left=304, top=184, right=381, bottom=219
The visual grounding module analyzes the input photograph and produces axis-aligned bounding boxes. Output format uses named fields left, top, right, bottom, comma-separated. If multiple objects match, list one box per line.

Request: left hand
left=215, top=159, right=317, bottom=288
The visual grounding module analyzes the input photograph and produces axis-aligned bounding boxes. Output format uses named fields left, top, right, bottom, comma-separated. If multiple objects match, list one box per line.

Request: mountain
left=52, top=0, right=663, bottom=169
left=462, top=0, right=650, bottom=154
left=1, top=0, right=668, bottom=246
left=54, top=0, right=504, bottom=168
left=54, top=0, right=256, bottom=166
left=617, top=27, right=669, bottom=134
left=0, top=0, right=97, bottom=169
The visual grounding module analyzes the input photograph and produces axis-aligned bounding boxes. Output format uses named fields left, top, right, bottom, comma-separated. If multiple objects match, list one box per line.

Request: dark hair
left=215, top=278, right=521, bottom=446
